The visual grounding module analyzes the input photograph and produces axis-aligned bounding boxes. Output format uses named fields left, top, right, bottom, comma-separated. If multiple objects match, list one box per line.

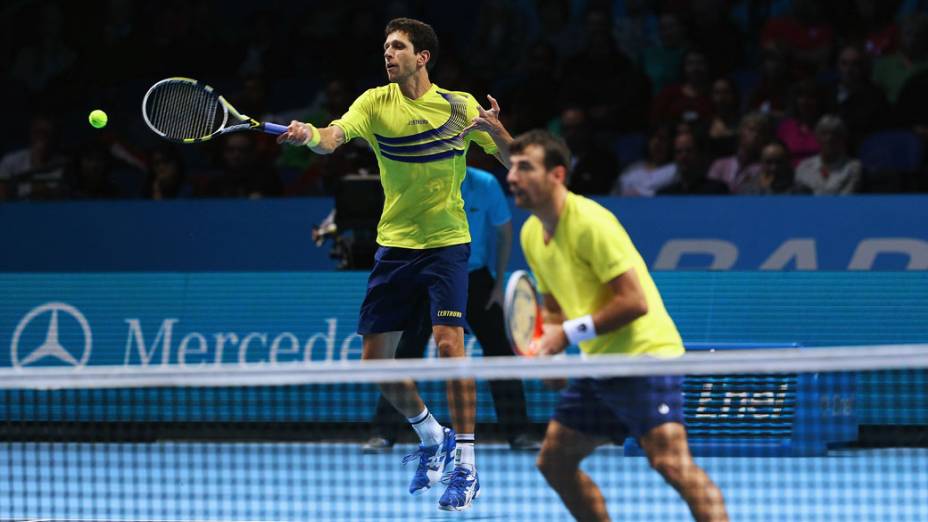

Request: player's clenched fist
left=277, top=121, right=313, bottom=146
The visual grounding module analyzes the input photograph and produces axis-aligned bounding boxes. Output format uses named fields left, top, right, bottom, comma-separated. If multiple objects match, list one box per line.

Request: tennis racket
left=503, top=270, right=544, bottom=357
left=142, top=77, right=288, bottom=143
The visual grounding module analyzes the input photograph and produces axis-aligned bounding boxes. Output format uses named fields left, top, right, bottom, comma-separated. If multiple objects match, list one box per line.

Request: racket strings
left=146, top=81, right=222, bottom=140
left=508, top=278, right=540, bottom=354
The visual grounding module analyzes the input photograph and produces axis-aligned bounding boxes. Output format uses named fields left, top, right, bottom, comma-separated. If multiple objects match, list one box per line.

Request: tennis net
left=1, top=344, right=926, bottom=521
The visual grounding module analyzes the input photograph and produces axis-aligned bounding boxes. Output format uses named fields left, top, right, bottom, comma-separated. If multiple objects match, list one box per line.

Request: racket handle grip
left=260, top=122, right=288, bottom=135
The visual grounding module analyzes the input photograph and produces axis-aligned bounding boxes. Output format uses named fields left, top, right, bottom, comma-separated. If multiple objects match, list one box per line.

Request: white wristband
left=563, top=315, right=596, bottom=345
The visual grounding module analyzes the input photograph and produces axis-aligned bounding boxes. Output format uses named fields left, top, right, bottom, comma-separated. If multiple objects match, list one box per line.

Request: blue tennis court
left=2, top=442, right=925, bottom=521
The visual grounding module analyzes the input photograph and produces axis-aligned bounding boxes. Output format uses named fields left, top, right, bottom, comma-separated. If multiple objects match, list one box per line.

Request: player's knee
left=435, top=338, right=463, bottom=358
left=536, top=450, right=573, bottom=482
left=649, top=454, right=686, bottom=485
left=535, top=452, right=555, bottom=479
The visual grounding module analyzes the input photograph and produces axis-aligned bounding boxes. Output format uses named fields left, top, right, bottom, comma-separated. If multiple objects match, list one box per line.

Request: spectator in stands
left=827, top=44, right=890, bottom=151
left=688, top=0, right=745, bottom=77
left=142, top=144, right=187, bottom=200
left=0, top=115, right=66, bottom=201
left=847, top=0, right=902, bottom=57
left=707, top=77, right=742, bottom=158
left=889, top=18, right=928, bottom=185
left=67, top=142, right=120, bottom=199
left=561, top=6, right=651, bottom=133
left=274, top=78, right=376, bottom=196
left=236, top=10, right=286, bottom=79
left=559, top=106, right=620, bottom=195
left=275, top=78, right=357, bottom=176
left=741, top=140, right=809, bottom=195
left=468, top=0, right=529, bottom=79
left=614, top=123, right=677, bottom=197
left=613, top=0, right=660, bottom=62
left=641, top=12, right=688, bottom=94
left=747, top=44, right=794, bottom=119
left=708, top=112, right=774, bottom=193
left=795, top=115, right=862, bottom=195
left=760, top=0, right=835, bottom=74
left=503, top=40, right=562, bottom=134
left=196, top=134, right=281, bottom=198
left=81, top=0, right=144, bottom=84
left=651, top=49, right=714, bottom=127
left=139, top=1, right=217, bottom=79
left=290, top=139, right=377, bottom=196
left=873, top=13, right=928, bottom=104
left=895, top=67, right=928, bottom=149
left=529, top=0, right=582, bottom=61
left=658, top=131, right=729, bottom=194
left=777, top=79, right=825, bottom=167
left=229, top=75, right=270, bottom=125
left=9, top=3, right=78, bottom=95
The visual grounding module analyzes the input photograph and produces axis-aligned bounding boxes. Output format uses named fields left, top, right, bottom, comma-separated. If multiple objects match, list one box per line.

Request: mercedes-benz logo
left=11, top=302, right=92, bottom=368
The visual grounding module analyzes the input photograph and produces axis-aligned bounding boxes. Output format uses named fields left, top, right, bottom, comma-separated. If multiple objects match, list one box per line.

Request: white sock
left=407, top=408, right=444, bottom=446
left=454, top=433, right=475, bottom=469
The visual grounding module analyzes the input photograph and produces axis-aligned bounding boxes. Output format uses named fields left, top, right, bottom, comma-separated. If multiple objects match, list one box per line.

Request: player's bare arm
left=464, top=95, right=513, bottom=168
left=535, top=269, right=648, bottom=356
left=592, top=268, right=649, bottom=333
left=276, top=122, right=346, bottom=155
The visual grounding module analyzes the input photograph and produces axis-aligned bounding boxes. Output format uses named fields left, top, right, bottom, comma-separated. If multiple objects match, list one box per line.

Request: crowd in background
left=2, top=0, right=928, bottom=201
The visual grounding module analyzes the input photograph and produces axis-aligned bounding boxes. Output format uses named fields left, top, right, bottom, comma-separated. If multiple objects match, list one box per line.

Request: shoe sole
left=409, top=429, right=455, bottom=496
left=437, top=488, right=480, bottom=511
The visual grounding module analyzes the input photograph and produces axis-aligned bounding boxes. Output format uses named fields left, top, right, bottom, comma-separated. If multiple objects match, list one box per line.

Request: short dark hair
left=509, top=129, right=572, bottom=174
left=384, top=18, right=440, bottom=70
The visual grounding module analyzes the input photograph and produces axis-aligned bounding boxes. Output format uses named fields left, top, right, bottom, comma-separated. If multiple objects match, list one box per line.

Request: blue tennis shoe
left=438, top=464, right=480, bottom=511
left=403, top=427, right=455, bottom=495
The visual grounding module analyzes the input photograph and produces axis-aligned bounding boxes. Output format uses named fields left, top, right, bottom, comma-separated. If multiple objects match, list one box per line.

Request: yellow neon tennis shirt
left=520, top=193, right=684, bottom=358
left=331, top=83, right=498, bottom=249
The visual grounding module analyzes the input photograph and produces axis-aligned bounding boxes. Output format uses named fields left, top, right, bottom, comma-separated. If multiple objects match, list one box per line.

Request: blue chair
left=611, top=132, right=647, bottom=169
left=730, top=68, right=760, bottom=104
left=858, top=129, right=923, bottom=171
left=857, top=129, right=924, bottom=192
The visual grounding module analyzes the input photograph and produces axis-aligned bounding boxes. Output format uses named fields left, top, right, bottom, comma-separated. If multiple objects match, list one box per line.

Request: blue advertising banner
left=1, top=196, right=926, bottom=271
left=2, top=272, right=926, bottom=425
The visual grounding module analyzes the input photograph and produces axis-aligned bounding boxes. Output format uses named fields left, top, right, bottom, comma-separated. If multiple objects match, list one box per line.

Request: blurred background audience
left=3, top=0, right=928, bottom=201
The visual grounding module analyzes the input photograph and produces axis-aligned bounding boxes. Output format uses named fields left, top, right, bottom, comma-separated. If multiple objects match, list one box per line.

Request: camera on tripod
left=313, top=173, right=383, bottom=270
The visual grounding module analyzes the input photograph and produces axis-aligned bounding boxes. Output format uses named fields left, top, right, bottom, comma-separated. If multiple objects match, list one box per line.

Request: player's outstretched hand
left=463, top=94, right=504, bottom=136
left=277, top=120, right=313, bottom=146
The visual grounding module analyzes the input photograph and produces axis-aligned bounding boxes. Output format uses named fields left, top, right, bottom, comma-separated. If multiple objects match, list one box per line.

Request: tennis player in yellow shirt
left=507, top=130, right=728, bottom=522
left=277, top=18, right=511, bottom=511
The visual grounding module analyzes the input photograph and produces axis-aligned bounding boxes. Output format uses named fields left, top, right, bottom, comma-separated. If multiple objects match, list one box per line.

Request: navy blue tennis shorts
left=552, top=375, right=685, bottom=443
left=357, top=243, right=470, bottom=334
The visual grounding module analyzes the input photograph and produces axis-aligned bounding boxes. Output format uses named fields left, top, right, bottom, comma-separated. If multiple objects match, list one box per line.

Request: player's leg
left=621, top=375, right=728, bottom=522
left=364, top=327, right=452, bottom=495
left=465, top=267, right=537, bottom=450
left=432, top=323, right=479, bottom=510
left=359, top=246, right=432, bottom=419
left=422, top=244, right=474, bottom=442
left=639, top=422, right=728, bottom=522
left=365, top=328, right=452, bottom=495
left=357, top=247, right=451, bottom=495
left=362, top=331, right=425, bottom=416
left=432, top=324, right=473, bottom=428
left=422, top=244, right=479, bottom=510
left=363, top=299, right=432, bottom=453
left=536, top=420, right=610, bottom=521
left=541, top=378, right=626, bottom=520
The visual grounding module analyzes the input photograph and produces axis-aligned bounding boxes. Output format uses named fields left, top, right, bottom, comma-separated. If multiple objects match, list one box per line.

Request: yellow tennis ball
left=88, top=109, right=108, bottom=129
